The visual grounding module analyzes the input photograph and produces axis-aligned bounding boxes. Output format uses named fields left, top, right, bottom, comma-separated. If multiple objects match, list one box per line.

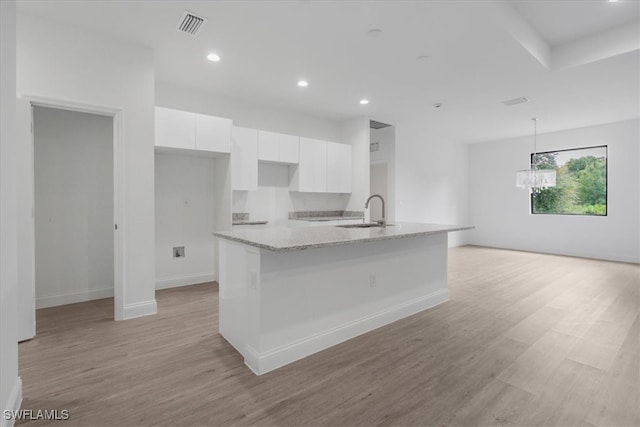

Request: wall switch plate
left=173, top=246, right=185, bottom=258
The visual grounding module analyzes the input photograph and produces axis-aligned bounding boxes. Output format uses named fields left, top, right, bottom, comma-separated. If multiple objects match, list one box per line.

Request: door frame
left=21, top=95, right=125, bottom=331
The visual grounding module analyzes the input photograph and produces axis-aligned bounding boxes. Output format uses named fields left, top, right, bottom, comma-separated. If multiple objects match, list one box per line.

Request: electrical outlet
left=369, top=273, right=376, bottom=287
left=173, top=246, right=185, bottom=258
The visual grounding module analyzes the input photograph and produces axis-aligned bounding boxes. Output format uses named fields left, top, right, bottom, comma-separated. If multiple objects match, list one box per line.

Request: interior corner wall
left=341, top=117, right=370, bottom=218
left=394, top=119, right=470, bottom=247
left=1, top=0, right=22, bottom=423
left=468, top=119, right=639, bottom=263
left=155, top=152, right=216, bottom=289
left=16, top=12, right=157, bottom=319
left=370, top=126, right=396, bottom=222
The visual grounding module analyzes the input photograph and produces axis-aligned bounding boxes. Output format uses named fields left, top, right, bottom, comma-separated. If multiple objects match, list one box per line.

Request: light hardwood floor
left=18, top=246, right=639, bottom=426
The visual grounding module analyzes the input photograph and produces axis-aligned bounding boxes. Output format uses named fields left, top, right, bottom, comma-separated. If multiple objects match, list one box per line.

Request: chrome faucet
left=365, top=194, right=386, bottom=228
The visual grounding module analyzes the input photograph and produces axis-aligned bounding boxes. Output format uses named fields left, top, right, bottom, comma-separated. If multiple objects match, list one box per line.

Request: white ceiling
left=511, top=0, right=640, bottom=46
left=16, top=0, right=640, bottom=144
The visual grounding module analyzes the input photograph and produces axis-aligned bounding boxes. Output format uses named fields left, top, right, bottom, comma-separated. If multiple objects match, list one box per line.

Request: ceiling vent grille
left=370, top=120, right=392, bottom=129
left=502, top=97, right=528, bottom=106
left=177, top=10, right=207, bottom=36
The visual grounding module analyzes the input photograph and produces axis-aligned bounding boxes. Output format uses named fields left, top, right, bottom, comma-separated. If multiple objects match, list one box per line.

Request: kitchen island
left=213, top=223, right=472, bottom=375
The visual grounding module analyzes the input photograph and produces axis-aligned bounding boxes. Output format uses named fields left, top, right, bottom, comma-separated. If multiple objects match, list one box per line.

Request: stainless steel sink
left=337, top=223, right=395, bottom=228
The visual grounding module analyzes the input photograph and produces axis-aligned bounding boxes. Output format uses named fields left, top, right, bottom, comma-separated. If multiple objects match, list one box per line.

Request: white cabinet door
left=326, top=142, right=352, bottom=193
left=279, top=133, right=299, bottom=164
left=231, top=127, right=258, bottom=191
left=257, top=130, right=280, bottom=162
left=293, top=138, right=327, bottom=192
left=195, top=113, right=231, bottom=153
left=258, top=131, right=299, bottom=164
left=155, top=107, right=195, bottom=150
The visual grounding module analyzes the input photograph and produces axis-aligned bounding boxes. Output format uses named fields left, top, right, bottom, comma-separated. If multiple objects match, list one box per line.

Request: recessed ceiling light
left=416, top=55, right=430, bottom=63
left=367, top=29, right=383, bottom=38
left=297, top=80, right=308, bottom=87
left=360, top=99, right=369, bottom=105
left=207, top=53, right=220, bottom=62
left=608, top=0, right=619, bottom=3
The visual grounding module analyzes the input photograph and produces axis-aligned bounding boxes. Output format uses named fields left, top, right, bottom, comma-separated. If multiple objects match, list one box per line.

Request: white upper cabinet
left=290, top=138, right=352, bottom=193
left=155, top=107, right=195, bottom=150
left=257, top=130, right=280, bottom=162
left=290, top=138, right=327, bottom=192
left=258, top=130, right=299, bottom=164
left=326, top=142, right=352, bottom=193
left=195, top=113, right=231, bottom=153
left=279, top=133, right=300, bottom=164
left=231, top=127, right=258, bottom=191
left=155, top=107, right=231, bottom=154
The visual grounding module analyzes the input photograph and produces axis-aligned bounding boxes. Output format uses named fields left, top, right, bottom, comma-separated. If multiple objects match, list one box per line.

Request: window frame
left=530, top=145, right=608, bottom=217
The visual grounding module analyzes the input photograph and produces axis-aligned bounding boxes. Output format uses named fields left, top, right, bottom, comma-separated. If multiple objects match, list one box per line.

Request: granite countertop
left=288, top=210, right=364, bottom=222
left=291, top=216, right=364, bottom=222
left=232, top=220, right=269, bottom=226
left=213, top=222, right=474, bottom=252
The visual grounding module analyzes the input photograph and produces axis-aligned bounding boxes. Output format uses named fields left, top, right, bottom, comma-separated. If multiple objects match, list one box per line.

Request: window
left=531, top=145, right=607, bottom=216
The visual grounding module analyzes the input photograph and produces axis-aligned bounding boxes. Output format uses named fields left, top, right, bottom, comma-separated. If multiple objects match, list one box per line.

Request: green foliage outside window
left=531, top=146, right=607, bottom=216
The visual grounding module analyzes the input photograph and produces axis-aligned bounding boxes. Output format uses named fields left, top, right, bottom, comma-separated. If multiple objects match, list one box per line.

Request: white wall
left=17, top=13, right=156, bottom=320
left=341, top=117, right=371, bottom=219
left=233, top=164, right=350, bottom=225
left=155, top=152, right=216, bottom=288
left=33, top=106, right=113, bottom=308
left=156, top=82, right=341, bottom=141
left=370, top=126, right=396, bottom=222
left=468, top=119, right=639, bottom=263
left=394, top=119, right=470, bottom=247
left=157, top=82, right=354, bottom=223
left=1, top=0, right=22, bottom=425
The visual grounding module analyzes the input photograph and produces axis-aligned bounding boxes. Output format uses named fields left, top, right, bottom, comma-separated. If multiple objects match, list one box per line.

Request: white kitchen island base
left=218, top=230, right=451, bottom=375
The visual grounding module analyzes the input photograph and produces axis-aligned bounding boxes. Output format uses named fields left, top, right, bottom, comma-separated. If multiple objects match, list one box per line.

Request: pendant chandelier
left=516, top=117, right=556, bottom=192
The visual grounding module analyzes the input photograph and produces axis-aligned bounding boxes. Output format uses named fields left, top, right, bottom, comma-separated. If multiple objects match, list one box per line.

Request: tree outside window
left=531, top=146, right=607, bottom=216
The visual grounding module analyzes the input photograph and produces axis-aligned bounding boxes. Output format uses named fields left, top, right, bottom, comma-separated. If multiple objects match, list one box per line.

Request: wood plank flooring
left=17, top=246, right=639, bottom=426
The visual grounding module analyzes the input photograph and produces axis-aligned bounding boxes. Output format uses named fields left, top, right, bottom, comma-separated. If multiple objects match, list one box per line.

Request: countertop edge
left=213, top=225, right=474, bottom=252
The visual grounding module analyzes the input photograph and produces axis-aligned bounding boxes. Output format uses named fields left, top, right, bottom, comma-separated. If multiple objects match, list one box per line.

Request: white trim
left=22, top=94, right=125, bottom=322
left=113, top=111, right=125, bottom=320
left=155, top=273, right=216, bottom=290
left=36, top=288, right=114, bottom=309
left=123, top=300, right=157, bottom=320
left=1, top=377, right=22, bottom=427
left=244, top=289, right=449, bottom=375
left=470, top=242, right=639, bottom=264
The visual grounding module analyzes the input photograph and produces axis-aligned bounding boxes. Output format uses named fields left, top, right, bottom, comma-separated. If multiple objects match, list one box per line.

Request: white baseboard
left=1, top=377, right=22, bottom=427
left=244, top=289, right=449, bottom=375
left=469, top=242, right=639, bottom=264
left=36, top=288, right=114, bottom=309
left=155, top=272, right=216, bottom=290
left=122, top=299, right=157, bottom=320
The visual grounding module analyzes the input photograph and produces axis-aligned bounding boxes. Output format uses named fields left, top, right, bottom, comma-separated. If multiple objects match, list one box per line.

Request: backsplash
left=232, top=212, right=249, bottom=221
left=232, top=163, right=350, bottom=225
left=289, top=210, right=364, bottom=219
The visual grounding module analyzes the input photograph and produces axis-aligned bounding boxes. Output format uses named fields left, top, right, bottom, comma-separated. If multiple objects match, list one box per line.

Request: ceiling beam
left=551, top=20, right=640, bottom=70
left=489, top=0, right=551, bottom=69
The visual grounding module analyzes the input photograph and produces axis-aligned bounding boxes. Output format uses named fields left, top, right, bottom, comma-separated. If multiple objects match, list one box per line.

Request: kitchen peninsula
left=213, top=223, right=472, bottom=375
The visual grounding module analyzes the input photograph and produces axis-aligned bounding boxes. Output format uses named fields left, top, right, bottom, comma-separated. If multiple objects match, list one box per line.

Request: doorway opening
left=33, top=106, right=115, bottom=311
left=18, top=97, right=125, bottom=341
left=369, top=121, right=395, bottom=223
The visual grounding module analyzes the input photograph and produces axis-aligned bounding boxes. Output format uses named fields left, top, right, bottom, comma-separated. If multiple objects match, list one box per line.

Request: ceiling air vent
left=502, top=97, right=528, bottom=106
left=370, top=120, right=392, bottom=130
left=177, top=10, right=207, bottom=36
